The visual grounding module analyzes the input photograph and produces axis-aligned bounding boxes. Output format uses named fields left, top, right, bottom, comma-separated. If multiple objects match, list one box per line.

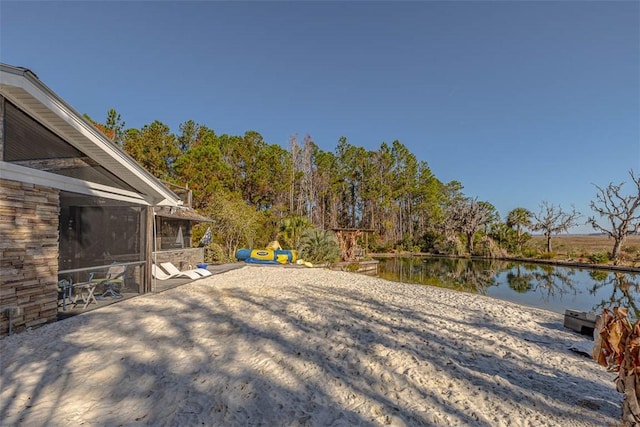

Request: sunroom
left=0, top=64, right=209, bottom=336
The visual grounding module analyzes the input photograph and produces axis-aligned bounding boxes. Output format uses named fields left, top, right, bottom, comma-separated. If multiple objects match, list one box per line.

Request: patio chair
left=152, top=264, right=190, bottom=280
left=160, top=262, right=211, bottom=279
left=57, top=277, right=73, bottom=311
left=91, top=263, right=126, bottom=298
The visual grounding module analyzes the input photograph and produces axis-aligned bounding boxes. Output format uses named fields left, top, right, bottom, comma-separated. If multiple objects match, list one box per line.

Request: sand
left=0, top=266, right=621, bottom=426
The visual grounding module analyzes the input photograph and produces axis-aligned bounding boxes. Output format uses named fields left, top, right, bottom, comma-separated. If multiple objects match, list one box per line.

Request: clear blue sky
left=2, top=1, right=638, bottom=233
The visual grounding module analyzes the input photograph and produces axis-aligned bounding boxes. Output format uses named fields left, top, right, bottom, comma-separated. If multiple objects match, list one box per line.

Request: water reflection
left=375, top=256, right=640, bottom=316
left=589, top=271, right=640, bottom=319
left=507, top=263, right=579, bottom=302
left=377, top=256, right=501, bottom=293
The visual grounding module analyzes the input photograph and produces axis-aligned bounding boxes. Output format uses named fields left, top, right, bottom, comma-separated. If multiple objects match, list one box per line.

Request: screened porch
left=56, top=191, right=148, bottom=315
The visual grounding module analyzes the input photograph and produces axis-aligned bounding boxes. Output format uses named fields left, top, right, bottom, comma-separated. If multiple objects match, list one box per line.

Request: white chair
left=152, top=264, right=197, bottom=280
left=160, top=262, right=212, bottom=279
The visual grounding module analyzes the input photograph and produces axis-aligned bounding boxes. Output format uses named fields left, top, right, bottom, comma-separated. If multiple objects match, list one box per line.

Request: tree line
left=87, top=109, right=640, bottom=264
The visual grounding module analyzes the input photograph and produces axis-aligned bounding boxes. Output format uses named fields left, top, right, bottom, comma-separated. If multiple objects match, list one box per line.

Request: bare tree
left=532, top=201, right=580, bottom=252
left=289, top=133, right=298, bottom=214
left=448, top=197, right=493, bottom=254
left=299, top=134, right=317, bottom=222
left=588, top=170, right=640, bottom=264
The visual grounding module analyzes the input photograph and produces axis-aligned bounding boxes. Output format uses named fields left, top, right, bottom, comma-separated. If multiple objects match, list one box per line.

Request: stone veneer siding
left=152, top=248, right=205, bottom=272
left=0, top=179, right=60, bottom=336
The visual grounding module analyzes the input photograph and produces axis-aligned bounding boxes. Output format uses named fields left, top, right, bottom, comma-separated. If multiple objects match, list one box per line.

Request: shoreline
left=1, top=266, right=620, bottom=426
left=371, top=252, right=640, bottom=274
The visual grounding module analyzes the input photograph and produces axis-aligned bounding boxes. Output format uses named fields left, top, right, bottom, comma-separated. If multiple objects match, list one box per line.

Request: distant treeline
left=86, top=109, right=639, bottom=265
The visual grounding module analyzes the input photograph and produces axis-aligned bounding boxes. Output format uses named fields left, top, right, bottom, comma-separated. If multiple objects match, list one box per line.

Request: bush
left=344, top=262, right=360, bottom=273
left=205, top=243, right=228, bottom=263
left=539, top=252, right=555, bottom=260
left=475, top=236, right=504, bottom=258
left=298, top=228, right=341, bottom=264
left=589, top=252, right=610, bottom=264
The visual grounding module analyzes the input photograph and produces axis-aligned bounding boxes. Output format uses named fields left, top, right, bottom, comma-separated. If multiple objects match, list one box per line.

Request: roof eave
left=0, top=63, right=182, bottom=206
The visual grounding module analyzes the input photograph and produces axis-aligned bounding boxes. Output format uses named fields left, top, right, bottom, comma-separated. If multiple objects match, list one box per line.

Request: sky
left=1, top=1, right=638, bottom=234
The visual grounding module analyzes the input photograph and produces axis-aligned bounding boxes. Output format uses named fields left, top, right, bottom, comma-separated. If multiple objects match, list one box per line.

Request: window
left=3, top=100, right=136, bottom=192
left=59, top=192, right=145, bottom=271
left=156, top=217, right=191, bottom=250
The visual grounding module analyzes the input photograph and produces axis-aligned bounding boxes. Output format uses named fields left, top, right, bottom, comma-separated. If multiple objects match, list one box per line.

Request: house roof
left=154, top=206, right=213, bottom=222
left=0, top=63, right=182, bottom=206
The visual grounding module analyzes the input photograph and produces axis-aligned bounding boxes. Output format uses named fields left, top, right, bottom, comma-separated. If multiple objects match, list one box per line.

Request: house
left=0, top=63, right=210, bottom=336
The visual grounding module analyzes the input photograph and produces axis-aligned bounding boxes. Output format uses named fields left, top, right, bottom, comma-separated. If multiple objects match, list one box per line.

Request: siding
left=0, top=179, right=59, bottom=336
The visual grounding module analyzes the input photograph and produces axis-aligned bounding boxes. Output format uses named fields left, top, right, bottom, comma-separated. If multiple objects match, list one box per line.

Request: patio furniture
left=152, top=264, right=197, bottom=280
left=91, top=264, right=126, bottom=298
left=72, top=281, right=98, bottom=309
left=57, top=277, right=73, bottom=311
left=160, top=262, right=212, bottom=278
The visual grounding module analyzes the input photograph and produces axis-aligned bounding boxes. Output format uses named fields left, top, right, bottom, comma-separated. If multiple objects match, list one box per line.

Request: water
left=374, top=256, right=640, bottom=318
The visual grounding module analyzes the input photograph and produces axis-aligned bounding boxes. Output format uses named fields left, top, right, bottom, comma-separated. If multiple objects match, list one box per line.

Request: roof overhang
left=154, top=206, right=213, bottom=222
left=0, top=63, right=181, bottom=206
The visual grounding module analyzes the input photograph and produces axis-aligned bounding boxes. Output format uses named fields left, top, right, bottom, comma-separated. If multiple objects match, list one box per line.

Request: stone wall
left=0, top=179, right=59, bottom=336
left=152, top=248, right=205, bottom=271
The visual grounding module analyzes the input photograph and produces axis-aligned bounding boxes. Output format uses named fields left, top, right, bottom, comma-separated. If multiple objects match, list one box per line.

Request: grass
left=527, top=234, right=640, bottom=268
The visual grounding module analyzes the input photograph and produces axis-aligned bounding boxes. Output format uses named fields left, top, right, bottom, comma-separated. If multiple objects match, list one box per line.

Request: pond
left=374, top=256, right=640, bottom=318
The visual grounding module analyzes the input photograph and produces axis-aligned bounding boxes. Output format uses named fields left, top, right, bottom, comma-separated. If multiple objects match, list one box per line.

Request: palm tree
left=297, top=229, right=341, bottom=264
left=279, top=216, right=313, bottom=249
left=506, top=207, right=532, bottom=254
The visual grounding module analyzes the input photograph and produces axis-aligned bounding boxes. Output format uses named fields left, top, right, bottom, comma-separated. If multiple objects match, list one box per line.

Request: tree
left=104, top=109, right=126, bottom=146
left=84, top=108, right=126, bottom=146
left=177, top=120, right=204, bottom=153
left=588, top=170, right=640, bottom=264
left=123, top=121, right=180, bottom=180
left=390, top=140, right=419, bottom=245
left=531, top=201, right=580, bottom=252
left=297, top=134, right=317, bottom=221
left=206, top=196, right=263, bottom=259
left=413, top=161, right=444, bottom=243
left=312, top=148, right=338, bottom=230
left=289, top=133, right=299, bottom=214
left=279, top=215, right=314, bottom=249
left=335, top=137, right=366, bottom=229
left=506, top=207, right=533, bottom=254
left=448, top=197, right=494, bottom=254
left=488, top=222, right=517, bottom=252
left=365, top=142, right=394, bottom=240
left=173, top=126, right=231, bottom=210
left=297, top=228, right=341, bottom=264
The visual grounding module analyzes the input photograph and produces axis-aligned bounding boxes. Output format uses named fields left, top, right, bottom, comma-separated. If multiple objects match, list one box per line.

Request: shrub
left=375, top=244, right=393, bottom=253
left=476, top=236, right=508, bottom=258
left=589, top=252, right=610, bottom=264
left=298, top=228, right=341, bottom=264
left=539, top=252, right=555, bottom=260
left=344, top=262, right=360, bottom=273
left=205, top=243, right=227, bottom=263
